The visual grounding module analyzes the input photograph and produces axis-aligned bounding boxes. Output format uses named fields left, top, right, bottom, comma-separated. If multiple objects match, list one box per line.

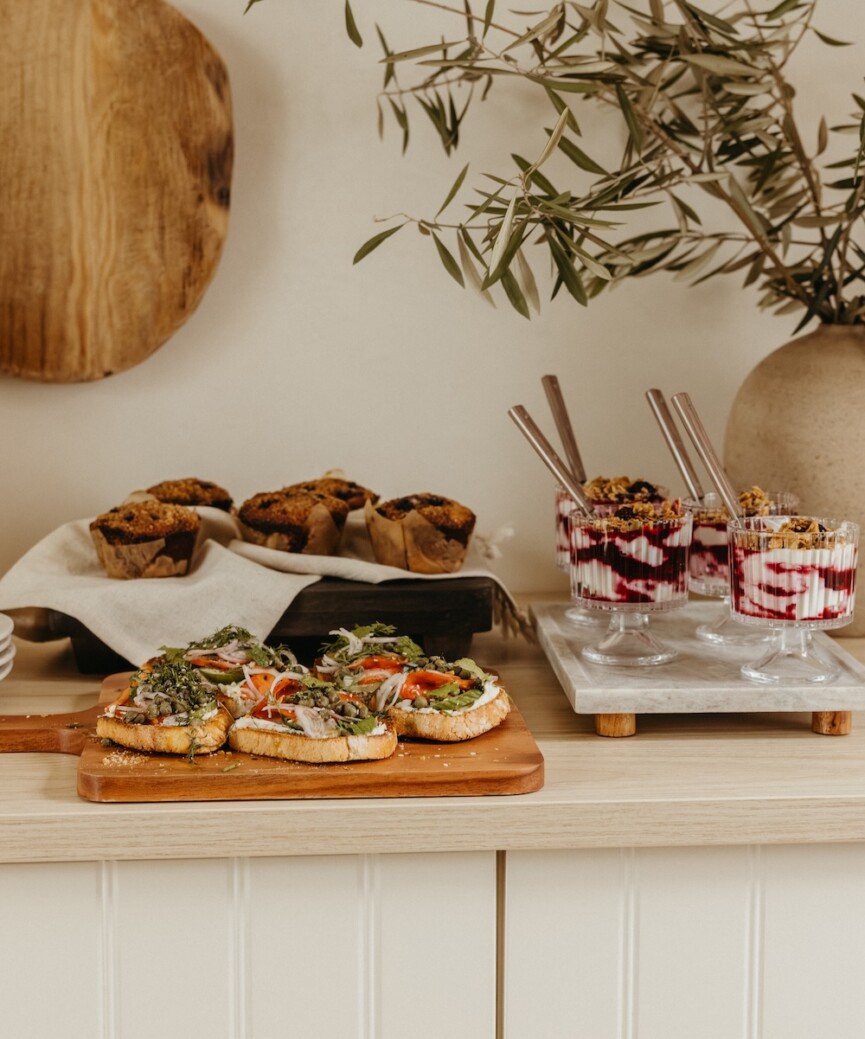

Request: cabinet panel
left=247, top=852, right=496, bottom=1039
left=113, top=859, right=235, bottom=1039
left=0, top=861, right=103, bottom=1036
left=506, top=845, right=865, bottom=1039
left=761, top=844, right=865, bottom=1039
left=634, top=846, right=754, bottom=1039
left=378, top=852, right=497, bottom=1039
left=504, top=848, right=627, bottom=1039
left=505, top=847, right=755, bottom=1039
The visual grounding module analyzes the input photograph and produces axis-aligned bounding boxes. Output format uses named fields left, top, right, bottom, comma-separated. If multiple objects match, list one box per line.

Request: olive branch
left=244, top=0, right=865, bottom=330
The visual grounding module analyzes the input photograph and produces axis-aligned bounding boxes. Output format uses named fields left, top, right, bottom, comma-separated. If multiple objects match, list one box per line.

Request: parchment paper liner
left=238, top=501, right=344, bottom=556
left=364, top=500, right=471, bottom=574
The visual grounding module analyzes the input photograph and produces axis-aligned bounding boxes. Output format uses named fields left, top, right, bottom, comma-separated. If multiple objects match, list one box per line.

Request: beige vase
left=723, top=323, right=865, bottom=637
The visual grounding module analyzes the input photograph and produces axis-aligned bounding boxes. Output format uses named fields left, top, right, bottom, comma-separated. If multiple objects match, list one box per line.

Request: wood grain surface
left=0, top=0, right=233, bottom=381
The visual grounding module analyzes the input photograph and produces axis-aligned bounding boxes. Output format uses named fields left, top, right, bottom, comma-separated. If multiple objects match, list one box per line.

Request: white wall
left=1, top=0, right=860, bottom=594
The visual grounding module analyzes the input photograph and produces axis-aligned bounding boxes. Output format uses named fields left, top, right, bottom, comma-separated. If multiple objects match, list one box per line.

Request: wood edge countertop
left=3, top=604, right=865, bottom=864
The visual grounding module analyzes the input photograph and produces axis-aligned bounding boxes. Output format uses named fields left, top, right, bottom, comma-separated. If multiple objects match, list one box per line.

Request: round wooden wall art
left=0, top=0, right=233, bottom=382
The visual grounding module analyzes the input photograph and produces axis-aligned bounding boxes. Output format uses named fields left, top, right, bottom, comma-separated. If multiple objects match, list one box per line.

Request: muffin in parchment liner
left=90, top=500, right=202, bottom=579
left=237, top=490, right=350, bottom=555
left=364, top=493, right=476, bottom=574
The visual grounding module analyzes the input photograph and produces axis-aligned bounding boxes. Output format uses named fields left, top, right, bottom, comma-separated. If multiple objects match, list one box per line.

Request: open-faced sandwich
left=227, top=673, right=398, bottom=763
left=163, top=624, right=304, bottom=719
left=96, top=656, right=233, bottom=755
left=314, top=623, right=425, bottom=696
left=370, top=655, right=511, bottom=742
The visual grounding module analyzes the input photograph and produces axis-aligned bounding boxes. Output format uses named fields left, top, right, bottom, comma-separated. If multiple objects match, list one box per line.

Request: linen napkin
left=0, top=510, right=528, bottom=667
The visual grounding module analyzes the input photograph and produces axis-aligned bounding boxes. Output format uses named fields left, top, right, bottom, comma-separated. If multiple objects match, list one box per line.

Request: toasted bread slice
left=96, top=704, right=232, bottom=755
left=228, top=718, right=397, bottom=763
left=387, top=684, right=510, bottom=742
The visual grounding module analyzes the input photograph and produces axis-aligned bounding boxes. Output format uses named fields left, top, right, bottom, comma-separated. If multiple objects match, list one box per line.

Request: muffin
left=237, top=490, right=350, bottom=555
left=90, top=501, right=202, bottom=579
left=365, top=493, right=476, bottom=574
left=146, top=477, right=233, bottom=512
left=281, top=476, right=378, bottom=511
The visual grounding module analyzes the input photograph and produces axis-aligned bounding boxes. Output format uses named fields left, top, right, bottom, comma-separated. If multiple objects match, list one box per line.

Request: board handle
left=0, top=706, right=102, bottom=755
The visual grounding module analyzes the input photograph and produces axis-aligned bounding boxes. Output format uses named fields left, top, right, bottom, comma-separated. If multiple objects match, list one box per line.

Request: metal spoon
left=508, top=405, right=594, bottom=514
left=645, top=388, right=705, bottom=501
left=670, top=392, right=742, bottom=523
left=541, top=374, right=587, bottom=484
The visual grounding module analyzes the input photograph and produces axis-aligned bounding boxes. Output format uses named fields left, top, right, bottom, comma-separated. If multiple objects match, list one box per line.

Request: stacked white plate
left=0, top=613, right=15, bottom=682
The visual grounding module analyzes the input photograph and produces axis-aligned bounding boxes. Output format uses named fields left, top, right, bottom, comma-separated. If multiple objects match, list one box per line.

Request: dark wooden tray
left=0, top=671, right=544, bottom=803
left=34, top=576, right=496, bottom=672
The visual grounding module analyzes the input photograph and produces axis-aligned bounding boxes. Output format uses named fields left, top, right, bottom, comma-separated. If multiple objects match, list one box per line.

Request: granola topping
left=583, top=475, right=661, bottom=504
left=767, top=517, right=833, bottom=550
left=585, top=499, right=684, bottom=532
left=692, top=486, right=787, bottom=523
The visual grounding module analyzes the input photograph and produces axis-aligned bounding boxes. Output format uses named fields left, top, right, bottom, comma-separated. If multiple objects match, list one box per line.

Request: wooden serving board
left=0, top=0, right=232, bottom=381
left=0, top=673, right=544, bottom=803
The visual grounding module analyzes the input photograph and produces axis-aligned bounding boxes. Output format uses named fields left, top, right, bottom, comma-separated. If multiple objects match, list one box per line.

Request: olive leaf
left=436, top=163, right=470, bottom=217
left=353, top=224, right=406, bottom=264
left=431, top=233, right=466, bottom=286
left=486, top=194, right=517, bottom=275
left=458, top=232, right=496, bottom=306
left=344, top=0, right=363, bottom=48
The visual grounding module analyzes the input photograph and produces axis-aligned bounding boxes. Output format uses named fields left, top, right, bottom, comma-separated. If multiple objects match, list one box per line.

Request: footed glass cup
left=557, top=481, right=669, bottom=628
left=729, top=516, right=859, bottom=684
left=685, top=490, right=799, bottom=645
left=569, top=509, right=692, bottom=666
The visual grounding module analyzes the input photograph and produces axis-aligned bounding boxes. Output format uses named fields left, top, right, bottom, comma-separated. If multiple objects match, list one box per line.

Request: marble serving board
left=531, top=600, right=865, bottom=714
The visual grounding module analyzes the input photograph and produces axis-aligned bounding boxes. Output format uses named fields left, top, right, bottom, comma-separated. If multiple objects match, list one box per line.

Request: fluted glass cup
left=556, top=479, right=668, bottom=627
left=569, top=506, right=692, bottom=666
left=685, top=489, right=799, bottom=645
left=729, top=515, right=859, bottom=684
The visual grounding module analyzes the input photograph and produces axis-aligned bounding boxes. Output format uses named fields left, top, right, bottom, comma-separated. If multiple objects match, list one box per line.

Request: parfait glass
left=729, top=516, right=859, bottom=684
left=685, top=490, right=799, bottom=645
left=569, top=507, right=692, bottom=666
left=557, top=480, right=669, bottom=627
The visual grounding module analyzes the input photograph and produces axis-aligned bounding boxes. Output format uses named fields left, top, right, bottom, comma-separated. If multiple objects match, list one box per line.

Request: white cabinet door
left=505, top=845, right=865, bottom=1039
left=0, top=851, right=496, bottom=1039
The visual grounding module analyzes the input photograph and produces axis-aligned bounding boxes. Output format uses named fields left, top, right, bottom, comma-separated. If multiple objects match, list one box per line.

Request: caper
left=145, top=704, right=159, bottom=721
left=341, top=702, right=359, bottom=718
left=159, top=701, right=172, bottom=716
left=357, top=704, right=369, bottom=719
left=413, top=695, right=429, bottom=709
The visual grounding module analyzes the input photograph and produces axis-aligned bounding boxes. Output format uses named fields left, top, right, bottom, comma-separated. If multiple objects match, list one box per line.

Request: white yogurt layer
left=692, top=523, right=727, bottom=548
